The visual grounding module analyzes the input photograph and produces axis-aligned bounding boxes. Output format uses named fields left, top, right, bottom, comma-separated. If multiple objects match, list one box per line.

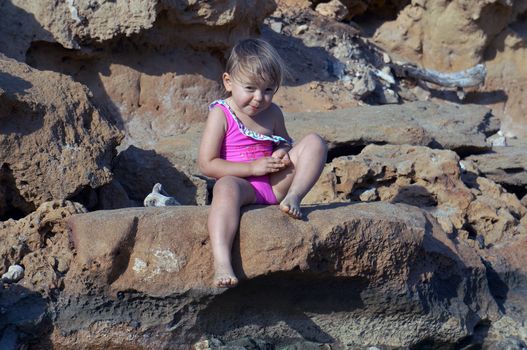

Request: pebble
left=1, top=265, right=24, bottom=283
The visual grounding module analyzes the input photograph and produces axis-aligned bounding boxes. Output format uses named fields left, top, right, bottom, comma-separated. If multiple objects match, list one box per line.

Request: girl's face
left=223, top=72, right=277, bottom=118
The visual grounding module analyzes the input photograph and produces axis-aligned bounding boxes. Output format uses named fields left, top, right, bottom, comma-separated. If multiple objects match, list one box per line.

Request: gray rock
left=285, top=101, right=498, bottom=154
left=465, top=139, right=527, bottom=188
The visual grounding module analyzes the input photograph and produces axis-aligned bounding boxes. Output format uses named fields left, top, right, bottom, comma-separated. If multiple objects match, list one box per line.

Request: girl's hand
left=271, top=148, right=291, bottom=166
left=250, top=157, right=286, bottom=176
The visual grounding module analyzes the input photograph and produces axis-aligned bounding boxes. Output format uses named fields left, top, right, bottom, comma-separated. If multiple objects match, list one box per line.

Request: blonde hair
left=225, top=38, right=286, bottom=91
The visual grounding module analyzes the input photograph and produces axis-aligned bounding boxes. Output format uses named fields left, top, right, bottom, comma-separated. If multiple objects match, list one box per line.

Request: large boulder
left=0, top=55, right=122, bottom=217
left=54, top=203, right=498, bottom=348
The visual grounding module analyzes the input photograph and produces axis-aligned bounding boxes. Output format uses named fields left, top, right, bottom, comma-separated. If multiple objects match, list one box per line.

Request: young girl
left=198, top=38, right=327, bottom=288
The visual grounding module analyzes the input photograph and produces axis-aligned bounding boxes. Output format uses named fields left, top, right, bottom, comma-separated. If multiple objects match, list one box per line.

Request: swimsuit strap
left=209, top=99, right=292, bottom=145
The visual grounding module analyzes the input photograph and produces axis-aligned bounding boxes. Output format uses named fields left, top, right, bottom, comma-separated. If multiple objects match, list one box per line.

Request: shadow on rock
left=113, top=145, right=205, bottom=206
left=196, top=273, right=367, bottom=344
left=0, top=284, right=52, bottom=350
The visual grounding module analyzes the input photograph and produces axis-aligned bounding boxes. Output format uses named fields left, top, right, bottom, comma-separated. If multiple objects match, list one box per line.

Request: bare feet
left=214, top=264, right=239, bottom=288
left=280, top=193, right=303, bottom=219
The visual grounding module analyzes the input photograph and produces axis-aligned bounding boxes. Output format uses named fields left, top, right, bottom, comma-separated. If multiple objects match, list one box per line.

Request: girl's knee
left=305, top=133, right=327, bottom=153
left=213, top=176, right=247, bottom=200
left=214, top=176, right=238, bottom=193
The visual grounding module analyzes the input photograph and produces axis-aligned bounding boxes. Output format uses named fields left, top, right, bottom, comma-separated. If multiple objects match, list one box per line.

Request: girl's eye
left=265, top=88, right=275, bottom=93
left=245, top=86, right=255, bottom=91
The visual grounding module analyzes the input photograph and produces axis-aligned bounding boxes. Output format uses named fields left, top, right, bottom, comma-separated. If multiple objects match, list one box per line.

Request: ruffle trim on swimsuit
left=209, top=99, right=293, bottom=145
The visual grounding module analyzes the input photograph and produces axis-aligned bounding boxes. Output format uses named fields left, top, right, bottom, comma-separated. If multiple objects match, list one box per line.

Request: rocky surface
left=285, top=101, right=498, bottom=154
left=370, top=0, right=527, bottom=138
left=465, top=139, right=527, bottom=192
left=54, top=203, right=497, bottom=348
left=1, top=0, right=527, bottom=349
left=0, top=54, right=121, bottom=217
left=307, top=144, right=527, bottom=246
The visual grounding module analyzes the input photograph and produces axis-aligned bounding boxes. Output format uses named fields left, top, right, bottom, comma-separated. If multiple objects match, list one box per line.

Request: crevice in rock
left=454, top=146, right=491, bottom=159
left=68, top=185, right=99, bottom=211
left=327, top=142, right=382, bottom=162
left=0, top=164, right=35, bottom=220
left=501, top=182, right=527, bottom=201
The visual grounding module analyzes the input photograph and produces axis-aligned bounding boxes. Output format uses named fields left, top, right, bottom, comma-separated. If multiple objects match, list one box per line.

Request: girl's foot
left=279, top=194, right=303, bottom=219
left=214, top=264, right=239, bottom=288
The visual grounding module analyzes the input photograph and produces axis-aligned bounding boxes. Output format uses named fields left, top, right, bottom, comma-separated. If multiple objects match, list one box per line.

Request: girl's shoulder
left=264, top=102, right=285, bottom=120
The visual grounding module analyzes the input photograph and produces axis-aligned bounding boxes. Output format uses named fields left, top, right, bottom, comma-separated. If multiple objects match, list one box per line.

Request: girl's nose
left=253, top=90, right=263, bottom=101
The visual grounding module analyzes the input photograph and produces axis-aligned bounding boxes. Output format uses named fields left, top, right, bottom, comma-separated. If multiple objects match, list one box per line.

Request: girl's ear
left=222, top=73, right=233, bottom=92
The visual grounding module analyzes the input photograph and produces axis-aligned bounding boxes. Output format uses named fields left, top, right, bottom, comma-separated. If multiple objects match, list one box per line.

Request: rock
left=465, top=177, right=526, bottom=245
left=359, top=188, right=378, bottom=202
left=371, top=0, right=527, bottom=138
left=465, top=139, right=527, bottom=189
left=487, top=130, right=508, bottom=147
left=315, top=0, right=349, bottom=21
left=0, top=55, right=122, bottom=215
left=305, top=144, right=526, bottom=244
left=1, top=265, right=24, bottom=283
left=0, top=284, right=50, bottom=349
left=3, top=0, right=276, bottom=51
left=487, top=337, right=527, bottom=350
left=305, top=144, right=474, bottom=233
left=351, top=72, right=377, bottom=99
left=284, top=101, right=498, bottom=154
left=57, top=203, right=497, bottom=348
left=0, top=200, right=86, bottom=296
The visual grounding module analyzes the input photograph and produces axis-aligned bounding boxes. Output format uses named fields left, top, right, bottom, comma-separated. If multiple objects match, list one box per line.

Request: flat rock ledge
left=57, top=203, right=499, bottom=349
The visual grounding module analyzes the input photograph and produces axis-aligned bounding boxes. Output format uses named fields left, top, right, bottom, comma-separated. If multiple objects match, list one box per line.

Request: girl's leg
left=270, top=133, right=327, bottom=218
left=209, top=176, right=255, bottom=287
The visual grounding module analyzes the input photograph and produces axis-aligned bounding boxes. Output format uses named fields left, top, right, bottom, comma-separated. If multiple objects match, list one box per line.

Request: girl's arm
left=198, top=107, right=285, bottom=178
left=271, top=105, right=293, bottom=162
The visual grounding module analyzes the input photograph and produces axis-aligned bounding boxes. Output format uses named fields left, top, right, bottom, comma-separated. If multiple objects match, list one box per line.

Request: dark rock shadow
left=429, top=88, right=508, bottom=106
left=0, top=164, right=35, bottom=220
left=0, top=72, right=32, bottom=95
left=112, top=145, right=201, bottom=205
left=196, top=272, right=367, bottom=344
left=0, top=1, right=55, bottom=61
left=0, top=76, right=44, bottom=137
left=391, top=185, right=438, bottom=207
left=0, top=284, right=52, bottom=350
left=261, top=25, right=340, bottom=86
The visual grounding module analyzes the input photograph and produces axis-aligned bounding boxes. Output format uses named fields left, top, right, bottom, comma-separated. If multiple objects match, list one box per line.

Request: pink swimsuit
left=209, top=100, right=292, bottom=205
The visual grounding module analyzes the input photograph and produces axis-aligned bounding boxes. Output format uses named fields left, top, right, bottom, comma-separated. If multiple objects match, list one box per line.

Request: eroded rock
left=57, top=203, right=497, bottom=348
left=305, top=144, right=526, bottom=245
left=0, top=200, right=87, bottom=296
left=0, top=55, right=122, bottom=215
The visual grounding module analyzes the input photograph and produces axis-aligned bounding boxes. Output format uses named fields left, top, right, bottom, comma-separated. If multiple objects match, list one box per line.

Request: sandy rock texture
left=55, top=203, right=497, bottom=348
left=0, top=54, right=121, bottom=217
left=371, top=0, right=527, bottom=137
left=0, top=200, right=87, bottom=296
left=306, top=144, right=527, bottom=245
left=3, top=0, right=275, bottom=53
